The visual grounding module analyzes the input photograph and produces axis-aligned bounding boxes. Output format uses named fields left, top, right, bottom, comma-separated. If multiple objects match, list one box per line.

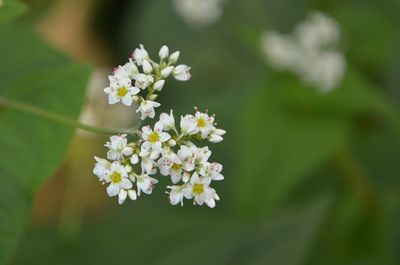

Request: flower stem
left=334, top=145, right=380, bottom=216
left=0, top=96, right=139, bottom=136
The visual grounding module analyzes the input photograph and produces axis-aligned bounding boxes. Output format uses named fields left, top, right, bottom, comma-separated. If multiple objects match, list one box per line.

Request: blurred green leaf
left=0, top=24, right=90, bottom=263
left=0, top=0, right=26, bottom=23
left=12, top=198, right=329, bottom=265
left=237, top=65, right=400, bottom=218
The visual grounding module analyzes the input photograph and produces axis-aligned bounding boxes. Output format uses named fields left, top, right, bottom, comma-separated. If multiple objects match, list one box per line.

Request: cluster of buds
left=94, top=45, right=226, bottom=208
left=261, top=11, right=346, bottom=93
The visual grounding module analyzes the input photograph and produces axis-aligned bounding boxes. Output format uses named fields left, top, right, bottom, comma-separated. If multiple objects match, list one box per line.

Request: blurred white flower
left=173, top=0, right=227, bottom=28
left=260, top=11, right=346, bottom=93
left=295, top=12, right=340, bottom=50
left=260, top=31, right=300, bottom=70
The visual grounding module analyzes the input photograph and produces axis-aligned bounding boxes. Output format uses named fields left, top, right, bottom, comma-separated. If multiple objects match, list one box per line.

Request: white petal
left=107, top=183, right=120, bottom=197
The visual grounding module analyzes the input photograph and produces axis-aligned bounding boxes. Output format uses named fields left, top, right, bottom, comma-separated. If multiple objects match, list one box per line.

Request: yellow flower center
left=117, top=86, right=128, bottom=97
left=110, top=172, right=122, bottom=183
left=192, top=183, right=204, bottom=195
left=197, top=118, right=206, bottom=128
left=171, top=163, right=182, bottom=171
left=148, top=132, right=160, bottom=143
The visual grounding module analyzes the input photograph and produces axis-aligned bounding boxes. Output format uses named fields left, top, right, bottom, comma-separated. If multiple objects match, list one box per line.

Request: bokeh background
left=0, top=0, right=399, bottom=264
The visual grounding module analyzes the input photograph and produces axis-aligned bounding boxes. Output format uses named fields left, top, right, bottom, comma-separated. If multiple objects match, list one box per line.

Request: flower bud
left=128, top=190, right=137, bottom=200
left=149, top=94, right=158, bottom=100
left=168, top=139, right=176, bottom=147
left=161, top=66, right=174, bottom=78
left=153, top=80, right=165, bottom=91
left=173, top=64, right=191, bottom=81
left=142, top=60, right=153, bottom=74
left=159, top=45, right=169, bottom=59
left=169, top=51, right=180, bottom=64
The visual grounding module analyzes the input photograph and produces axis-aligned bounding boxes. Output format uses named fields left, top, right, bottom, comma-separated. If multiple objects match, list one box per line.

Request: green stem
left=0, top=96, right=139, bottom=136
left=334, top=145, right=380, bottom=216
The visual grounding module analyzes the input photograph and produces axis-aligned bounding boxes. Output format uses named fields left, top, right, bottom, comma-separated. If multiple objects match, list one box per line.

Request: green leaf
left=0, top=24, right=91, bottom=263
left=236, top=73, right=348, bottom=218
left=11, top=198, right=329, bottom=265
left=236, top=65, right=400, bottom=218
left=0, top=0, right=26, bottom=23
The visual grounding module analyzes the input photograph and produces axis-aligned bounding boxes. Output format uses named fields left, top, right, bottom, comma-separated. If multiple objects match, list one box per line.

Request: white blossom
left=137, top=100, right=161, bottom=120
left=194, top=111, right=215, bottom=138
left=183, top=172, right=218, bottom=208
left=131, top=44, right=149, bottom=65
left=105, top=134, right=133, bottom=161
left=140, top=122, right=171, bottom=160
left=260, top=11, right=346, bottom=93
left=104, top=77, right=139, bottom=106
left=180, top=114, right=197, bottom=135
left=173, top=0, right=227, bottom=28
left=136, top=174, right=158, bottom=195
left=173, top=64, right=191, bottom=81
left=153, top=80, right=165, bottom=91
left=208, top=128, right=226, bottom=143
left=160, top=110, right=176, bottom=131
left=93, top=156, right=111, bottom=181
left=132, top=73, right=154, bottom=90
left=104, top=162, right=132, bottom=197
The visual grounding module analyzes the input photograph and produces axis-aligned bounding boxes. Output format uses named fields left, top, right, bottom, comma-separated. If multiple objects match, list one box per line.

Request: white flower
left=140, top=121, right=171, bottom=159
left=168, top=51, right=180, bottom=64
left=159, top=45, right=169, bottom=59
left=208, top=128, right=226, bottom=143
left=153, top=80, right=165, bottom=91
left=295, top=12, right=340, bottom=50
left=161, top=66, right=174, bottom=78
left=118, top=189, right=137, bottom=204
left=173, top=64, right=191, bottom=81
left=132, top=44, right=149, bottom=65
left=301, top=51, right=346, bottom=93
left=177, top=145, right=198, bottom=171
left=142, top=60, right=153, bottom=74
left=167, top=185, right=185, bottom=206
left=130, top=154, right=139, bottom=164
left=122, top=59, right=139, bottom=79
left=199, top=162, right=224, bottom=181
left=93, top=156, right=111, bottom=181
left=104, top=162, right=132, bottom=197
left=160, top=110, right=176, bottom=131
left=194, top=111, right=215, bottom=138
left=260, top=12, right=345, bottom=93
left=260, top=31, right=300, bottom=70
left=104, top=77, right=140, bottom=106
left=195, top=146, right=212, bottom=165
left=140, top=156, right=156, bottom=175
left=183, top=172, right=217, bottom=208
left=105, top=134, right=134, bottom=161
left=173, top=0, right=225, bottom=28
left=136, top=100, right=161, bottom=120
left=132, top=73, right=154, bottom=90
left=180, top=114, right=197, bottom=135
left=136, top=174, right=158, bottom=195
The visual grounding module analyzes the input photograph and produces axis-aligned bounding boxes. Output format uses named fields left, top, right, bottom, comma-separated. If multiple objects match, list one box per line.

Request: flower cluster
left=104, top=44, right=191, bottom=119
left=173, top=0, right=228, bottom=28
left=94, top=45, right=226, bottom=208
left=261, top=11, right=346, bottom=93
